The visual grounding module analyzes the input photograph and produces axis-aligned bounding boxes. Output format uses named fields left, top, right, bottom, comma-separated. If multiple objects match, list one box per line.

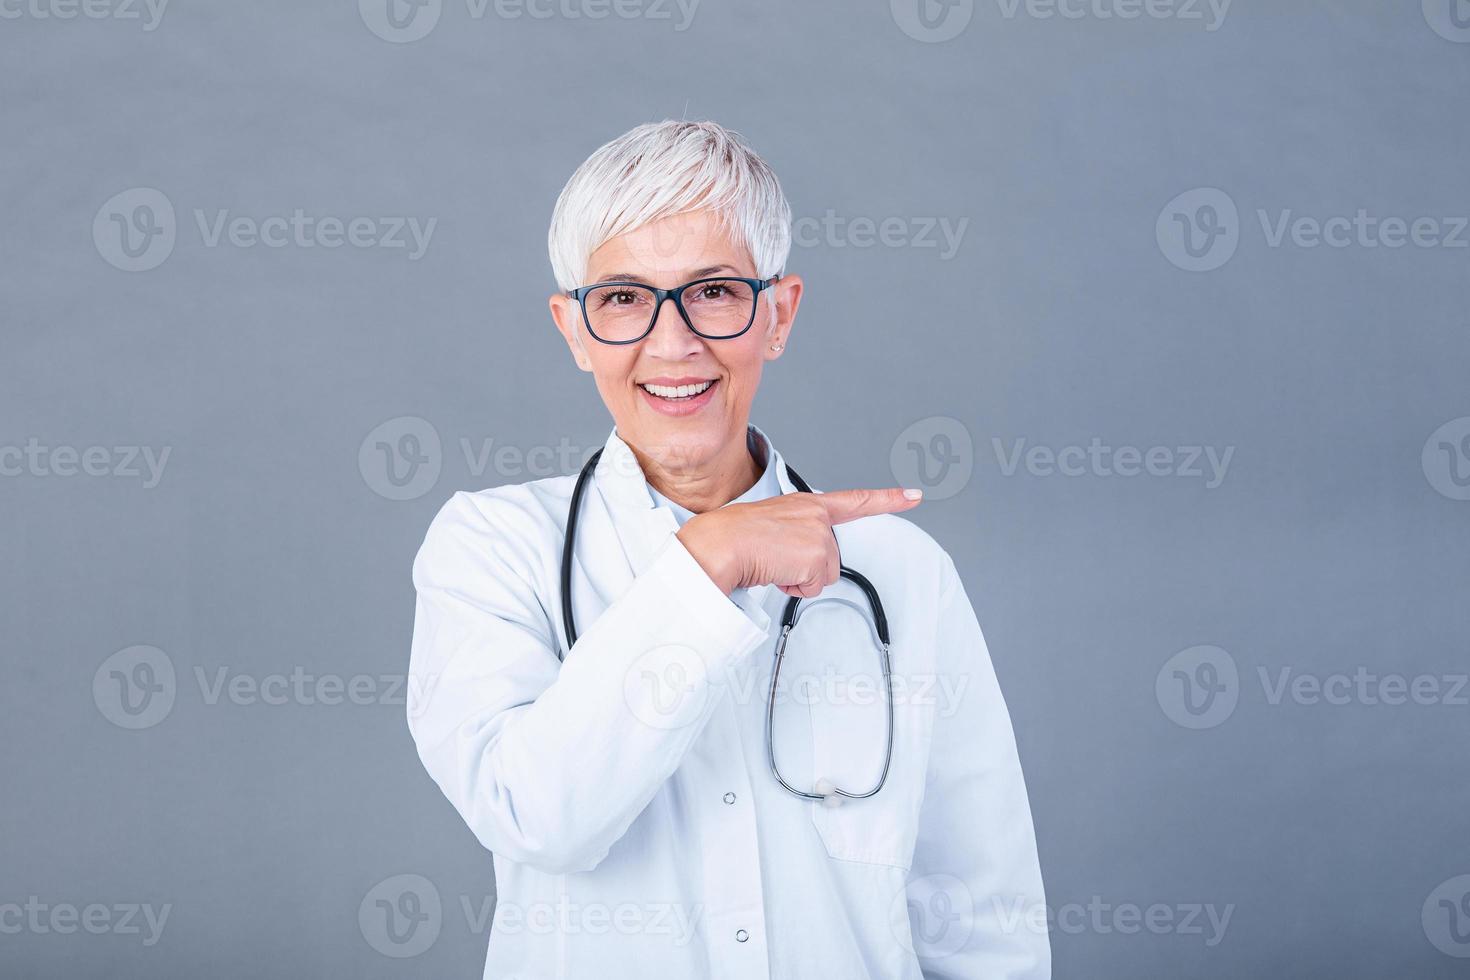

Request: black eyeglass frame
left=566, top=275, right=781, bottom=345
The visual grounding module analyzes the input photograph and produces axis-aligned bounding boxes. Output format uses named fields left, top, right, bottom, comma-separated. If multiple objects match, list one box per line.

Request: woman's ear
left=764, top=273, right=803, bottom=360
left=548, top=293, right=594, bottom=372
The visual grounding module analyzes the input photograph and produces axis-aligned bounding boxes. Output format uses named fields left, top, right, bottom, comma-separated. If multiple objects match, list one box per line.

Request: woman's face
left=549, top=210, right=803, bottom=474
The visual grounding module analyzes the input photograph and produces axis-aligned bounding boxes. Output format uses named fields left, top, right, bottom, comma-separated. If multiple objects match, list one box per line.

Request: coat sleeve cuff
left=638, top=532, right=771, bottom=680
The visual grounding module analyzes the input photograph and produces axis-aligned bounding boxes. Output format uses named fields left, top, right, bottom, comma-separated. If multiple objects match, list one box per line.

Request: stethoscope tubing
left=559, top=446, right=895, bottom=802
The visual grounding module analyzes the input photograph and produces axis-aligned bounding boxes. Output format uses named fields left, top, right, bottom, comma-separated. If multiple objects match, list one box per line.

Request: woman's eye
left=699, top=285, right=727, bottom=300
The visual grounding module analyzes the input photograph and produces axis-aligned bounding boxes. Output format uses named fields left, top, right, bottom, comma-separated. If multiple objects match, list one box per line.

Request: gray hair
left=547, top=120, right=793, bottom=291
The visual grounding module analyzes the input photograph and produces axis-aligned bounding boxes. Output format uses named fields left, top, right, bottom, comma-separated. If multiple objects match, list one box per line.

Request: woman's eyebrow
left=592, top=264, right=740, bottom=284
left=688, top=264, right=739, bottom=279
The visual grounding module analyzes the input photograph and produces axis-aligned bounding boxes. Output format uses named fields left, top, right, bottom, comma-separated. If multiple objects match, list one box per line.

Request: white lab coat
left=407, top=423, right=1050, bottom=980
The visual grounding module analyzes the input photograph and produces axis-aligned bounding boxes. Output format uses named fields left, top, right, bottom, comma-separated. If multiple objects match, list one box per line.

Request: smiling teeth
left=641, top=380, right=714, bottom=399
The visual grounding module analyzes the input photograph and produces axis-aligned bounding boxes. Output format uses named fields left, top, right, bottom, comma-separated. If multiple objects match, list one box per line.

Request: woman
left=407, top=120, right=1050, bottom=979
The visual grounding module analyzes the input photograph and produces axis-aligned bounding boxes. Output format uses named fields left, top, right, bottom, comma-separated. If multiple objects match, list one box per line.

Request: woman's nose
left=641, top=295, right=702, bottom=358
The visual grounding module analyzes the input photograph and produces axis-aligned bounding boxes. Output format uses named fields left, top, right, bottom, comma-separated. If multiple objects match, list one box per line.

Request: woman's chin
left=625, top=418, right=729, bottom=470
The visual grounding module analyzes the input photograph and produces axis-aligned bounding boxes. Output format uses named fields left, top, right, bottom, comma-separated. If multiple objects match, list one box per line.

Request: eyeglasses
left=567, top=275, right=780, bottom=345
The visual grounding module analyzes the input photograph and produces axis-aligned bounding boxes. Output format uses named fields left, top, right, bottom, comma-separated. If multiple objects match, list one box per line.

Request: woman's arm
left=405, top=490, right=768, bottom=875
left=906, top=555, right=1051, bottom=979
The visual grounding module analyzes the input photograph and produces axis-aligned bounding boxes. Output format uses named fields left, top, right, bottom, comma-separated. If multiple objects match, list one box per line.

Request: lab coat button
left=723, top=792, right=737, bottom=805
left=735, top=929, right=749, bottom=943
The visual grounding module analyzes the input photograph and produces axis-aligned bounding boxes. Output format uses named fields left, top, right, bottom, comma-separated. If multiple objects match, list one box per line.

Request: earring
left=770, top=343, right=785, bottom=352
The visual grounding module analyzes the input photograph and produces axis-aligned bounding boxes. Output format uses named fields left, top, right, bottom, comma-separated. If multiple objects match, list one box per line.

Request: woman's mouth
left=637, top=378, right=719, bottom=416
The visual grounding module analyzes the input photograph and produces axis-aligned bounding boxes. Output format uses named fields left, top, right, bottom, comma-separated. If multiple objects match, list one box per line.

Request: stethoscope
left=560, top=448, right=895, bottom=804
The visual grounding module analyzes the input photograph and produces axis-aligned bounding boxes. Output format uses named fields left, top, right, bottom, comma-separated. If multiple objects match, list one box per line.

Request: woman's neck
left=640, top=428, right=765, bottom=515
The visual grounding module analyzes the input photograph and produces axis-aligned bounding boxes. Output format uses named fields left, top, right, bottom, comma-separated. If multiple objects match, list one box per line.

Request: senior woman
left=407, top=120, right=1049, bottom=980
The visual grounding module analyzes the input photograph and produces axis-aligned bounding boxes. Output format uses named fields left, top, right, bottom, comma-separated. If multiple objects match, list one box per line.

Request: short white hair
left=547, top=120, right=793, bottom=291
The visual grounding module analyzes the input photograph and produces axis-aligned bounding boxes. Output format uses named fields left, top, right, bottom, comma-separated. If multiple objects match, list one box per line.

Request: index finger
left=813, top=487, right=923, bottom=525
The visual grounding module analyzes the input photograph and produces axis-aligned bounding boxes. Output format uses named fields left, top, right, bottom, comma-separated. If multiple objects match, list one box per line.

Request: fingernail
left=902, top=488, right=923, bottom=501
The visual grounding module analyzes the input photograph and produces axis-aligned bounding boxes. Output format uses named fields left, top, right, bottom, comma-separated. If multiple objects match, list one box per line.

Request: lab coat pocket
left=788, top=598, right=928, bottom=871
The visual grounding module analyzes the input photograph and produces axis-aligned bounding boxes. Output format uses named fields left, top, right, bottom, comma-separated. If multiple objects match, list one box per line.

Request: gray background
left=4, top=0, right=1469, bottom=976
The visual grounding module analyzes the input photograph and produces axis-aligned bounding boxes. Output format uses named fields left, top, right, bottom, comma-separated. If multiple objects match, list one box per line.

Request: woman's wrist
left=676, top=515, right=739, bottom=596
